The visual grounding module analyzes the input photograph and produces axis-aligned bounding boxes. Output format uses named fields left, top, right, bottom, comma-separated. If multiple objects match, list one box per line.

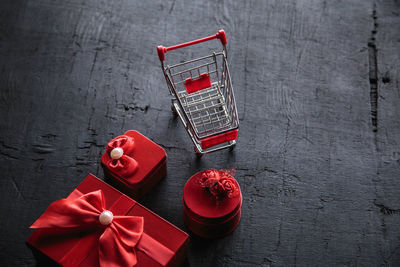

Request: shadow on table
left=26, top=243, right=59, bottom=267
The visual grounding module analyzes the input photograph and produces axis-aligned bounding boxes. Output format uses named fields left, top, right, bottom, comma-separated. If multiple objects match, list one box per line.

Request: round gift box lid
left=183, top=170, right=242, bottom=225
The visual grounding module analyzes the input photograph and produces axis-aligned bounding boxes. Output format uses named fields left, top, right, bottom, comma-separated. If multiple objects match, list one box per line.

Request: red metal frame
left=157, top=30, right=227, bottom=61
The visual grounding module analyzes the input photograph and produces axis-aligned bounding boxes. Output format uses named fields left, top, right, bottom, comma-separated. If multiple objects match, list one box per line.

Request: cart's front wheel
left=229, top=140, right=236, bottom=150
left=171, top=104, right=177, bottom=116
left=195, top=147, right=203, bottom=157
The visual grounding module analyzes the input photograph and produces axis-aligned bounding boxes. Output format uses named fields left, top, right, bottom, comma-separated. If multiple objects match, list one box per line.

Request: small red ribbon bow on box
left=30, top=190, right=144, bottom=267
left=199, top=169, right=239, bottom=200
left=105, top=135, right=139, bottom=178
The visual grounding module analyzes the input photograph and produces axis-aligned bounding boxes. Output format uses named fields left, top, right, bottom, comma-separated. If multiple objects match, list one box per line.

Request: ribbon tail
left=99, top=225, right=138, bottom=267
left=107, top=155, right=139, bottom=178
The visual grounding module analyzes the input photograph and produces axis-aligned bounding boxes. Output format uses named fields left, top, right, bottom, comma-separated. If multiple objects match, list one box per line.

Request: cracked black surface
left=1, top=0, right=400, bottom=266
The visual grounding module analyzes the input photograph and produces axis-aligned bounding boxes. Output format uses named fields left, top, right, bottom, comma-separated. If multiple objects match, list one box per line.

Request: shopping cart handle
left=157, top=30, right=227, bottom=61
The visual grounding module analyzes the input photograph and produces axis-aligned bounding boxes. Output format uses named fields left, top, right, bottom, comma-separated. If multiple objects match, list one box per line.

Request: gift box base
left=103, top=157, right=167, bottom=199
left=28, top=225, right=188, bottom=267
left=183, top=205, right=241, bottom=239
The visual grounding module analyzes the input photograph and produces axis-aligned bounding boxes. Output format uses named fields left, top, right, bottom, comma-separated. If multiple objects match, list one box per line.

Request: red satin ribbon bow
left=30, top=190, right=144, bottom=267
left=106, top=135, right=139, bottom=178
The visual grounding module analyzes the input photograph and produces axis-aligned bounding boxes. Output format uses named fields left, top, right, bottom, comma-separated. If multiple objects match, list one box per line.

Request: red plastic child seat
left=184, top=73, right=212, bottom=94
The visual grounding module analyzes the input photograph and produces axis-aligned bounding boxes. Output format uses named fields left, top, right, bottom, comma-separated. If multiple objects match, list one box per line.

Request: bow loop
left=107, top=155, right=139, bottom=177
left=105, top=135, right=139, bottom=177
left=30, top=190, right=105, bottom=229
left=106, top=135, right=135, bottom=155
left=30, top=190, right=144, bottom=267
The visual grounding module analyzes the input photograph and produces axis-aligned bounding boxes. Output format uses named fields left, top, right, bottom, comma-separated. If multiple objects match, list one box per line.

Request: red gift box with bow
left=101, top=130, right=167, bottom=199
left=183, top=169, right=242, bottom=239
left=27, top=174, right=188, bottom=267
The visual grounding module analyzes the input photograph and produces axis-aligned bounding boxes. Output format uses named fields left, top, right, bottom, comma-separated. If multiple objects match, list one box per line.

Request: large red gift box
left=27, top=174, right=188, bottom=267
left=101, top=130, right=167, bottom=199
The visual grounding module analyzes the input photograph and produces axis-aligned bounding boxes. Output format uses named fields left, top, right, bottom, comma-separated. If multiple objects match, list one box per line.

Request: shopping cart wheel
left=229, top=141, right=236, bottom=150
left=195, top=147, right=203, bottom=157
left=171, top=104, right=177, bottom=116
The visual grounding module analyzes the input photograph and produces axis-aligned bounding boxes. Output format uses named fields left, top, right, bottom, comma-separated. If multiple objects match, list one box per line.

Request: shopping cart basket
left=157, top=30, right=239, bottom=155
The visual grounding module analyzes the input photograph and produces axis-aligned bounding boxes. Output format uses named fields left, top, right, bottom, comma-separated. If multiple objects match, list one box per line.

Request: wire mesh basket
left=157, top=30, right=239, bottom=155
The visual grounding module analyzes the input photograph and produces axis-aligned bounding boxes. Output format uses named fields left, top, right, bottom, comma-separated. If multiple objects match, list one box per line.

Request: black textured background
left=1, top=0, right=400, bottom=266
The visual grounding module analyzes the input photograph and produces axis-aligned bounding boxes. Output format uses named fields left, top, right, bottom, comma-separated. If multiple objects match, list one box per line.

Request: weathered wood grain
left=0, top=0, right=399, bottom=266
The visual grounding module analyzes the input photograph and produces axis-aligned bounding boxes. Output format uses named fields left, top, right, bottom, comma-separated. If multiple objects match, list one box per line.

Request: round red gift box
left=183, top=170, right=242, bottom=238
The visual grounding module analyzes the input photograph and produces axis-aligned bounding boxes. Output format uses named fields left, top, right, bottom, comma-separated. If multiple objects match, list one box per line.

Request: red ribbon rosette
left=105, top=135, right=139, bottom=178
left=30, top=190, right=144, bottom=267
left=199, top=169, right=239, bottom=200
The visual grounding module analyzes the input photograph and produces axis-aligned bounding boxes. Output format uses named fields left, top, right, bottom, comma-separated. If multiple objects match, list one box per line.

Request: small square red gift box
left=101, top=130, right=167, bottom=199
left=27, top=174, right=188, bottom=267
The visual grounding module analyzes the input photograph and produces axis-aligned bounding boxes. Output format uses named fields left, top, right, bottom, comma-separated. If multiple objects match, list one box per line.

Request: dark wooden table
left=1, top=0, right=400, bottom=266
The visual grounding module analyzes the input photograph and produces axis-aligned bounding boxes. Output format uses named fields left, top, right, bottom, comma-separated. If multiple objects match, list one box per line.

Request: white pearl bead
left=110, top=147, right=124, bottom=160
left=99, top=210, right=113, bottom=225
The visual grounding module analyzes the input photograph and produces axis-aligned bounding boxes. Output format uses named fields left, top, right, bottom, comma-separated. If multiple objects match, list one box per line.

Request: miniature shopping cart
left=157, top=30, right=239, bottom=155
